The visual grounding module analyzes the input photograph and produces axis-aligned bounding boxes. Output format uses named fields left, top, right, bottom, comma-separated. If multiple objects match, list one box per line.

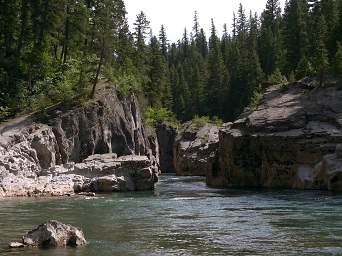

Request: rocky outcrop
left=173, top=122, right=219, bottom=177
left=10, top=220, right=86, bottom=248
left=0, top=151, right=157, bottom=197
left=0, top=84, right=159, bottom=197
left=217, top=78, right=342, bottom=191
left=155, top=124, right=177, bottom=173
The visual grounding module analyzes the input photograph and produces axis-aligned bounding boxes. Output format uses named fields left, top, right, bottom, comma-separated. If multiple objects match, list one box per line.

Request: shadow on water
left=1, top=175, right=342, bottom=256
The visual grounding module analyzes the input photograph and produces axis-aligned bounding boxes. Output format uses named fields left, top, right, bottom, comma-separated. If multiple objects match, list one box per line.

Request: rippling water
left=1, top=175, right=342, bottom=255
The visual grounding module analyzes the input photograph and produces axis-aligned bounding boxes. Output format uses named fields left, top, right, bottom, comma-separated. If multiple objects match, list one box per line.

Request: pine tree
left=193, top=11, right=200, bottom=38
left=259, top=0, right=282, bottom=75
left=159, top=25, right=168, bottom=59
left=247, top=12, right=263, bottom=103
left=312, top=15, right=329, bottom=86
left=133, top=11, right=151, bottom=87
left=283, top=0, right=309, bottom=74
left=147, top=36, right=170, bottom=107
left=90, top=0, right=126, bottom=97
left=335, top=42, right=342, bottom=76
left=207, top=19, right=227, bottom=116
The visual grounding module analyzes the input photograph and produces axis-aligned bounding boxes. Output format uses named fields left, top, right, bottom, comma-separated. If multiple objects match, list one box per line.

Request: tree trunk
left=91, top=39, right=105, bottom=98
left=62, top=6, right=70, bottom=64
left=16, top=0, right=29, bottom=57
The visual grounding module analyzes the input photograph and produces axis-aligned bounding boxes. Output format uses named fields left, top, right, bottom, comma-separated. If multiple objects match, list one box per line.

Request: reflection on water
left=0, top=175, right=342, bottom=256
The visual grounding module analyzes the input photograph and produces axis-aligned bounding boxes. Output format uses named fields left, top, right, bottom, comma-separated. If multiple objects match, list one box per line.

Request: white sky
left=126, top=0, right=286, bottom=42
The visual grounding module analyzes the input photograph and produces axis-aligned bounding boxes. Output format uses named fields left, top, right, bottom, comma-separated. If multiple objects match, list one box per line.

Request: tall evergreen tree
left=206, top=19, right=227, bottom=116
left=259, top=0, right=282, bottom=76
left=312, top=15, right=329, bottom=86
left=283, top=0, right=309, bottom=75
left=159, top=25, right=168, bottom=59
left=133, top=11, right=151, bottom=88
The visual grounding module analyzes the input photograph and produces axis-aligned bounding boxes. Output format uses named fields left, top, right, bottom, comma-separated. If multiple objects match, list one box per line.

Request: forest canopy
left=1, top=0, right=342, bottom=121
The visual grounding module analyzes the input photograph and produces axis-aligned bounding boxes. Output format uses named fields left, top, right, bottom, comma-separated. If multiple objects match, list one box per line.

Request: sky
left=125, top=0, right=286, bottom=42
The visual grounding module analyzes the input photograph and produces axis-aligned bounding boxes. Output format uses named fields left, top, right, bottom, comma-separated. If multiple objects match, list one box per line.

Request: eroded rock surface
left=0, top=84, right=159, bottom=197
left=217, top=79, right=342, bottom=191
left=10, top=220, right=86, bottom=248
left=173, top=123, right=219, bottom=177
left=155, top=124, right=177, bottom=173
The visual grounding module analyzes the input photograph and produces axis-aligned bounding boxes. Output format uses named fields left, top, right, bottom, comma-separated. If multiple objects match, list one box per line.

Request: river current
left=0, top=175, right=342, bottom=256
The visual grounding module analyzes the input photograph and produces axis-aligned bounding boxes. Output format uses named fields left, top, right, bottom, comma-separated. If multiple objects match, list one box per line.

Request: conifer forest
left=1, top=0, right=342, bottom=121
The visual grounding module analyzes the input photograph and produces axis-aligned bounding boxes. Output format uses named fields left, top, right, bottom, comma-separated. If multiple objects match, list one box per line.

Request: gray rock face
left=0, top=153, right=156, bottom=197
left=173, top=123, right=219, bottom=177
left=0, top=85, right=159, bottom=197
left=217, top=80, right=342, bottom=191
left=155, top=124, right=177, bottom=173
left=11, top=220, right=87, bottom=248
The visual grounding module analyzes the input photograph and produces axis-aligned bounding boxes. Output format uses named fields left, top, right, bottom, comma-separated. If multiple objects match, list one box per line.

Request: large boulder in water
left=173, top=122, right=219, bottom=177
left=10, top=220, right=86, bottom=248
left=217, top=78, right=342, bottom=191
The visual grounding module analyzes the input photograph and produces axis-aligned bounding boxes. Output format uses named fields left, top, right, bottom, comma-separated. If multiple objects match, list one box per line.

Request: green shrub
left=144, top=107, right=180, bottom=128
left=246, top=90, right=263, bottom=111
left=190, top=115, right=223, bottom=126
left=267, top=68, right=288, bottom=85
left=116, top=73, right=141, bottom=96
left=0, top=106, right=10, bottom=120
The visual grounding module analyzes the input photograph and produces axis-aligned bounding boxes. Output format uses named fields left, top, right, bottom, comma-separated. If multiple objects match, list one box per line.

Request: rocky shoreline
left=172, top=79, right=342, bottom=191
left=2, top=79, right=342, bottom=196
left=0, top=85, right=159, bottom=197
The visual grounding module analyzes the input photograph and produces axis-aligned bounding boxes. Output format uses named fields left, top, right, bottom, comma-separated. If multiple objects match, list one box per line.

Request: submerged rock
left=217, top=79, right=342, bottom=191
left=173, top=122, right=219, bottom=177
left=9, top=242, right=25, bottom=248
left=10, top=220, right=86, bottom=248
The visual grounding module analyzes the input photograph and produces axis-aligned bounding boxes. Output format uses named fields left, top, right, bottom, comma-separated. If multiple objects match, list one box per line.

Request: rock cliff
left=173, top=122, right=219, bottom=177
left=0, top=84, right=159, bottom=197
left=216, top=78, right=342, bottom=191
left=155, top=124, right=177, bottom=173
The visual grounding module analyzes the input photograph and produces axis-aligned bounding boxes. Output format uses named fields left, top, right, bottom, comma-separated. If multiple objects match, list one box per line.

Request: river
left=0, top=175, right=342, bottom=255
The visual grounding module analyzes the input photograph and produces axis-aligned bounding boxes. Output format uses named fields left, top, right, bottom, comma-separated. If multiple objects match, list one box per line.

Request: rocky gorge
left=172, top=78, right=342, bottom=191
left=2, top=78, right=342, bottom=198
left=0, top=84, right=159, bottom=197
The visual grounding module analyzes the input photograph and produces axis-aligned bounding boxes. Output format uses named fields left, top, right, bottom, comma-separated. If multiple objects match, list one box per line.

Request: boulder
left=217, top=79, right=342, bottom=191
left=173, top=122, right=219, bottom=178
left=313, top=144, right=342, bottom=191
left=10, top=220, right=87, bottom=248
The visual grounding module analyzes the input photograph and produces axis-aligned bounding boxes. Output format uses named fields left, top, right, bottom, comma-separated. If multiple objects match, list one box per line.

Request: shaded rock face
left=10, top=221, right=86, bottom=248
left=218, top=80, right=342, bottom=191
left=173, top=123, right=219, bottom=177
left=155, top=124, right=177, bottom=173
left=0, top=85, right=159, bottom=197
left=50, top=86, right=157, bottom=164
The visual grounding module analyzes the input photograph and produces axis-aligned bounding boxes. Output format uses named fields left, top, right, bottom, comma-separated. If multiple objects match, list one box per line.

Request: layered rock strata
left=216, top=79, right=342, bottom=191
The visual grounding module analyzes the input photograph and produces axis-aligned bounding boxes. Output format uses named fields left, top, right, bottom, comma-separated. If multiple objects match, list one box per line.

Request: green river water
left=0, top=175, right=342, bottom=256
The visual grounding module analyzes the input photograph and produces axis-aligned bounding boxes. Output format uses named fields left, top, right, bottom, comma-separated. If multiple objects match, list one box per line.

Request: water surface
left=1, top=175, right=342, bottom=255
